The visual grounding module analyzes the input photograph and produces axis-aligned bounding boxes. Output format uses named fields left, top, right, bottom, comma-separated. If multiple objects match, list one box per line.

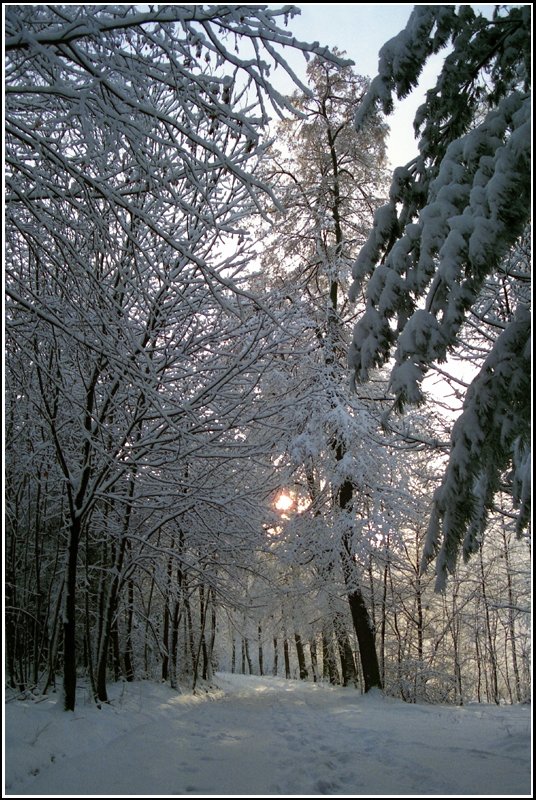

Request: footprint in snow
left=316, top=778, right=342, bottom=793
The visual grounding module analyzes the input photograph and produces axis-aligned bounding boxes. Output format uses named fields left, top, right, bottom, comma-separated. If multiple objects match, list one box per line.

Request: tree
left=258, top=56, right=391, bottom=691
left=5, top=4, right=347, bottom=710
left=347, top=5, right=531, bottom=587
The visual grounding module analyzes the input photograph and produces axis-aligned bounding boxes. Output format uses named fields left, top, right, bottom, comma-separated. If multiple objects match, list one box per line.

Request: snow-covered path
left=5, top=673, right=531, bottom=796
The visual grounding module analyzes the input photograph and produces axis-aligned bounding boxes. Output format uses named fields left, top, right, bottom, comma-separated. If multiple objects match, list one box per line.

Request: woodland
left=4, top=4, right=531, bottom=715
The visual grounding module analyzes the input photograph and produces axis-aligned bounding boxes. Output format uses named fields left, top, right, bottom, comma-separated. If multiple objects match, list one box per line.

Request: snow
left=5, top=674, right=531, bottom=797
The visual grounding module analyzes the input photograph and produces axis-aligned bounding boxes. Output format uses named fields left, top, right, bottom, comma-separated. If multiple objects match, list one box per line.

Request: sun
left=275, top=493, right=294, bottom=512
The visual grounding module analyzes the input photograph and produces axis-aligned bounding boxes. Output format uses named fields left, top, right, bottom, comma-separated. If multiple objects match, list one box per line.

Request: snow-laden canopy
left=348, top=5, right=531, bottom=587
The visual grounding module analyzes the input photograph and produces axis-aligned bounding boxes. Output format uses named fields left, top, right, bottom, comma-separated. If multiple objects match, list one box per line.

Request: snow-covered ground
left=4, top=673, right=531, bottom=797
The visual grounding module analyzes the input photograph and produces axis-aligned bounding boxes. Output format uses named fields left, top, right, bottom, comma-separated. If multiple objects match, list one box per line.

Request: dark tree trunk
left=170, top=600, right=181, bottom=689
left=43, top=580, right=64, bottom=695
left=111, top=615, right=121, bottom=682
left=322, top=628, right=340, bottom=685
left=63, top=517, right=81, bottom=711
left=84, top=572, right=98, bottom=703
left=283, top=637, right=291, bottom=679
left=123, top=579, right=135, bottom=682
left=258, top=624, right=264, bottom=676
left=161, top=551, right=174, bottom=683
left=192, top=586, right=209, bottom=691
left=96, top=537, right=128, bottom=702
left=310, top=638, right=318, bottom=682
left=161, top=605, right=170, bottom=683
left=339, top=476, right=382, bottom=693
left=346, top=583, right=382, bottom=692
left=244, top=637, right=253, bottom=675
left=208, top=600, right=216, bottom=679
left=335, top=631, right=358, bottom=688
left=185, top=589, right=196, bottom=675
left=319, top=120, right=384, bottom=695
left=295, top=633, right=308, bottom=680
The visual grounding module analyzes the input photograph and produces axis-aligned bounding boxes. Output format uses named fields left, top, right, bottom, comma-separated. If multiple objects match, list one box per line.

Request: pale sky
left=285, top=3, right=415, bottom=78
left=267, top=3, right=429, bottom=165
left=271, top=4, right=497, bottom=166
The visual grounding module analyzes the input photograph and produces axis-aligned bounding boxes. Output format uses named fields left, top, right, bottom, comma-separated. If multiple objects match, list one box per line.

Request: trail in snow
left=5, top=673, right=531, bottom=796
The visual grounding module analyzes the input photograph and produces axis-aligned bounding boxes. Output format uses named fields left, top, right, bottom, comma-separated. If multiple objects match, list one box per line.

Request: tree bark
left=170, top=600, right=181, bottom=689
left=96, top=537, right=128, bottom=701
left=244, top=637, right=253, bottom=675
left=258, top=624, right=264, bottom=676
left=322, top=628, right=340, bottom=685
left=294, top=633, right=308, bottom=680
left=63, top=516, right=81, bottom=711
left=122, top=578, right=135, bottom=682
left=310, top=638, right=318, bottom=682
left=337, top=633, right=359, bottom=688
left=283, top=637, right=291, bottom=679
left=340, top=527, right=382, bottom=692
left=339, top=480, right=382, bottom=692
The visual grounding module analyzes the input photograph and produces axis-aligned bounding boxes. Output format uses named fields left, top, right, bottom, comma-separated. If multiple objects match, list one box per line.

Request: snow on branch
left=348, top=4, right=531, bottom=579
left=422, top=306, right=531, bottom=590
left=350, top=74, right=530, bottom=408
left=354, top=5, right=460, bottom=126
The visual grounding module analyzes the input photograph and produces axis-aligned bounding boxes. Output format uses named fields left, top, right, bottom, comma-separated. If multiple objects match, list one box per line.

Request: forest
left=4, top=2, right=531, bottom=729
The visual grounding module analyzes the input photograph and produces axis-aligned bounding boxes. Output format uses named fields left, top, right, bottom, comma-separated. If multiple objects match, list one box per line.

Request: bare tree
left=5, top=4, right=346, bottom=710
left=258, top=56, right=390, bottom=691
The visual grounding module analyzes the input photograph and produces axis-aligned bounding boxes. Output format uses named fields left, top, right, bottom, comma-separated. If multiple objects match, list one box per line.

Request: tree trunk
left=111, top=614, right=121, bottom=682
left=208, top=600, right=216, bottom=680
left=283, top=637, right=291, bottom=679
left=340, top=526, right=382, bottom=692
left=310, top=638, right=318, bottom=682
left=143, top=570, right=156, bottom=676
left=185, top=588, right=196, bottom=675
left=345, top=585, right=382, bottom=692
left=192, top=585, right=209, bottom=691
left=333, top=613, right=358, bottom=687
left=323, top=120, right=383, bottom=694
left=170, top=600, right=181, bottom=689
left=294, top=633, right=308, bottom=680
left=43, top=579, right=64, bottom=696
left=475, top=613, right=483, bottom=703
left=84, top=570, right=98, bottom=704
left=161, top=551, right=174, bottom=683
left=258, top=624, right=264, bottom=676
left=244, top=637, right=253, bottom=675
left=379, top=540, right=390, bottom=688
left=414, top=573, right=425, bottom=701
left=338, top=633, right=359, bottom=688
left=200, top=588, right=209, bottom=681
left=272, top=637, right=278, bottom=676
left=63, top=516, right=81, bottom=711
left=502, top=525, right=522, bottom=702
left=123, top=578, right=135, bottom=682
left=322, top=628, right=340, bottom=685
left=479, top=550, right=499, bottom=704
left=95, top=537, right=128, bottom=701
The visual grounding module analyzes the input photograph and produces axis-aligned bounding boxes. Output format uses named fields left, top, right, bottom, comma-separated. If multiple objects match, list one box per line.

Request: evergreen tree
left=347, top=6, right=531, bottom=587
